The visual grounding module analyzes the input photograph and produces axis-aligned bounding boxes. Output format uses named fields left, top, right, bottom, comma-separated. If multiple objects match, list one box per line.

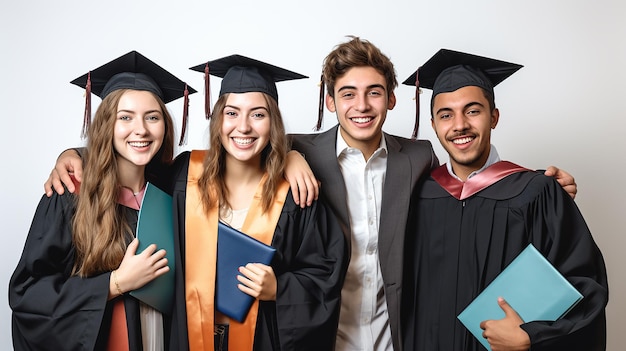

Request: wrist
left=112, top=269, right=124, bottom=296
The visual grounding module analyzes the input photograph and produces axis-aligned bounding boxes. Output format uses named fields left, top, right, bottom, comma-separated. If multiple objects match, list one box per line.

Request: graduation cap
left=402, top=49, right=523, bottom=139
left=189, top=54, right=308, bottom=120
left=71, top=51, right=197, bottom=145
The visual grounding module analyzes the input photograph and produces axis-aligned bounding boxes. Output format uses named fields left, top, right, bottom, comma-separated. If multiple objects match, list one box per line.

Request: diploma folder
left=217, top=221, right=276, bottom=322
left=457, top=244, right=583, bottom=351
left=129, top=182, right=175, bottom=314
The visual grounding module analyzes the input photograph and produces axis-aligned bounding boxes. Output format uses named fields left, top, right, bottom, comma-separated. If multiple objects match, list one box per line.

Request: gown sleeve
left=519, top=176, right=608, bottom=350
left=9, top=192, right=111, bottom=351
left=269, top=191, right=348, bottom=351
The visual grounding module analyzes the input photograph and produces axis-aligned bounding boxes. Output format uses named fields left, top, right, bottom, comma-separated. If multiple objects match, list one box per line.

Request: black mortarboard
left=71, top=51, right=197, bottom=145
left=402, top=49, right=523, bottom=139
left=189, top=54, right=307, bottom=119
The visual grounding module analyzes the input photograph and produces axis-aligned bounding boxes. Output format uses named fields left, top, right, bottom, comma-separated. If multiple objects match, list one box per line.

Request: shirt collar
left=446, top=144, right=501, bottom=181
left=335, top=127, right=387, bottom=159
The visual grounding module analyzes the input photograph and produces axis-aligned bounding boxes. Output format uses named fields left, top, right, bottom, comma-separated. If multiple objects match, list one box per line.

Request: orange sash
left=185, top=150, right=289, bottom=351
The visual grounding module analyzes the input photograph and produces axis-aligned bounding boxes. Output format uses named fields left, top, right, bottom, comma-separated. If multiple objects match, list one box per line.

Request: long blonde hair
left=197, top=92, right=289, bottom=213
left=72, top=89, right=174, bottom=277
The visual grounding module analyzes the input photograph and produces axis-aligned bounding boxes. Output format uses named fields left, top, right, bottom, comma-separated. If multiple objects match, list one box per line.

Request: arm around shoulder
left=44, top=147, right=86, bottom=196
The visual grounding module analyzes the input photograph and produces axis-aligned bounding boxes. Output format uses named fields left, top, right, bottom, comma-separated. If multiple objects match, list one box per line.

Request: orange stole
left=185, top=150, right=289, bottom=351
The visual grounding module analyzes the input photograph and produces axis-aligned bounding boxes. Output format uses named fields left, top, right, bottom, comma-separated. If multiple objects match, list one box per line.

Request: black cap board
left=402, top=48, right=522, bottom=96
left=402, top=49, right=522, bottom=139
left=71, top=51, right=196, bottom=144
left=71, top=50, right=196, bottom=103
left=189, top=54, right=307, bottom=119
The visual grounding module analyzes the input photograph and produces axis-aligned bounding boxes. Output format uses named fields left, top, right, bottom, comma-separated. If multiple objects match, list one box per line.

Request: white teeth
left=233, top=137, right=254, bottom=145
left=452, top=137, right=474, bottom=145
left=352, top=117, right=373, bottom=123
left=129, top=141, right=150, bottom=147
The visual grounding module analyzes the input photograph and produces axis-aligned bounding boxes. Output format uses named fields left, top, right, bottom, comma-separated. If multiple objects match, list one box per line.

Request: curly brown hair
left=323, top=36, right=398, bottom=98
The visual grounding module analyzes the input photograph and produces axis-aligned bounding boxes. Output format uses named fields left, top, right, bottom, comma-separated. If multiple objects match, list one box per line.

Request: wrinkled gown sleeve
left=9, top=192, right=111, bottom=351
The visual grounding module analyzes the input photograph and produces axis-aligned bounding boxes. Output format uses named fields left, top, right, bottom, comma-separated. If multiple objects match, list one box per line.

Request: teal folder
left=129, top=182, right=175, bottom=314
left=216, top=221, right=276, bottom=322
left=457, top=244, right=583, bottom=351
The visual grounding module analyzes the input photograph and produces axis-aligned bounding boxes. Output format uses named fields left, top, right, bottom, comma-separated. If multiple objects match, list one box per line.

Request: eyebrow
left=337, top=83, right=386, bottom=93
left=464, top=101, right=485, bottom=110
left=224, top=105, right=269, bottom=112
left=117, top=109, right=162, bottom=114
left=435, top=101, right=485, bottom=115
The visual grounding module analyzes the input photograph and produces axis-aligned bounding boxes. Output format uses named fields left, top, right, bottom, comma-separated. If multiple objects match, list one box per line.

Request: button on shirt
left=335, top=129, right=393, bottom=351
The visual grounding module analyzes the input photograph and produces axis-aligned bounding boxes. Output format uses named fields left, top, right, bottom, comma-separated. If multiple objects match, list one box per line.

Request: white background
left=2, top=0, right=624, bottom=349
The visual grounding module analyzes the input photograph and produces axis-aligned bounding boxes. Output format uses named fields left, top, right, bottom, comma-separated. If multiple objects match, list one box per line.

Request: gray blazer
left=290, top=125, right=438, bottom=351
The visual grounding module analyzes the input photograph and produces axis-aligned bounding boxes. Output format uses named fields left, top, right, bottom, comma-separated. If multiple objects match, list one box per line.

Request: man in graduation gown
left=401, top=49, right=608, bottom=351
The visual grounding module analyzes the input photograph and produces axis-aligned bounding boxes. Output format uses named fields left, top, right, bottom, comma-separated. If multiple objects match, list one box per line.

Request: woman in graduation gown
left=164, top=55, right=348, bottom=351
left=9, top=51, right=192, bottom=351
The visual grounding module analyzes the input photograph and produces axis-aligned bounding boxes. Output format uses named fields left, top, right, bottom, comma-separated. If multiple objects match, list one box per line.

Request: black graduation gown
left=166, top=152, right=348, bottom=351
left=403, top=168, right=608, bottom=351
left=9, top=191, right=163, bottom=351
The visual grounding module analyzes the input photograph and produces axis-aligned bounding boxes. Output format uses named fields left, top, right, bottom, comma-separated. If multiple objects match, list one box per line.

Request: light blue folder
left=457, top=244, right=583, bottom=351
left=129, top=182, right=175, bottom=314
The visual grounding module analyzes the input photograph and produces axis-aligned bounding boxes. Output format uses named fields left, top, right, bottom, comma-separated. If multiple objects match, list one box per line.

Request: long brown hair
left=197, top=92, right=288, bottom=213
left=72, top=89, right=174, bottom=277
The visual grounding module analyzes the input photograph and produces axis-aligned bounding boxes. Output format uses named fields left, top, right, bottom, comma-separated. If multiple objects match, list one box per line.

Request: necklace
left=119, top=184, right=146, bottom=210
left=219, top=204, right=233, bottom=224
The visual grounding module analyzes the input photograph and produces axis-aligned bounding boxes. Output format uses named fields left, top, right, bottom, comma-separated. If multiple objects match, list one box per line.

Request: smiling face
left=113, top=90, right=165, bottom=172
left=220, top=91, right=271, bottom=166
left=431, top=85, right=499, bottom=180
left=326, top=66, right=396, bottom=159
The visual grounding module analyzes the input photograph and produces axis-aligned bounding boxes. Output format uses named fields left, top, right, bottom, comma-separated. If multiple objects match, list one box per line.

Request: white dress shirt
left=334, top=129, right=393, bottom=351
left=445, top=145, right=500, bottom=180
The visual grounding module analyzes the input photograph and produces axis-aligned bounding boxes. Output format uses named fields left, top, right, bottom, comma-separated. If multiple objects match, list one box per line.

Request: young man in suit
left=288, top=36, right=437, bottom=351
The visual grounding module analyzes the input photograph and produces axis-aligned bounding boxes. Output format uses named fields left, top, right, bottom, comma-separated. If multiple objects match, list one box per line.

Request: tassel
left=81, top=71, right=92, bottom=139
left=411, top=71, right=420, bottom=140
left=204, top=63, right=211, bottom=119
left=315, top=74, right=324, bottom=131
left=179, top=84, right=190, bottom=146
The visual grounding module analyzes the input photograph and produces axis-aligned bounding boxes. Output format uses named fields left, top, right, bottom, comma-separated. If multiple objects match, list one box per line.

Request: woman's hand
left=110, top=238, right=169, bottom=297
left=236, top=263, right=277, bottom=301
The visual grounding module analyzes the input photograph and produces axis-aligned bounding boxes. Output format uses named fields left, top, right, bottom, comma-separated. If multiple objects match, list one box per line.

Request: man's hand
left=480, top=297, right=531, bottom=351
left=544, top=166, right=577, bottom=199
left=284, top=151, right=319, bottom=208
left=44, top=149, right=84, bottom=197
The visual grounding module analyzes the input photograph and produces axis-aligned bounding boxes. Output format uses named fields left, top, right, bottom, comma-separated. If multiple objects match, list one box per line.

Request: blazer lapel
left=306, top=126, right=352, bottom=241
left=378, top=134, right=411, bottom=273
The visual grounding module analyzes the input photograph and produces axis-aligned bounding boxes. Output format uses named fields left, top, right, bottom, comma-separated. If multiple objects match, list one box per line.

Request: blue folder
left=128, top=182, right=175, bottom=314
left=457, top=244, right=583, bottom=351
left=216, top=221, right=276, bottom=322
